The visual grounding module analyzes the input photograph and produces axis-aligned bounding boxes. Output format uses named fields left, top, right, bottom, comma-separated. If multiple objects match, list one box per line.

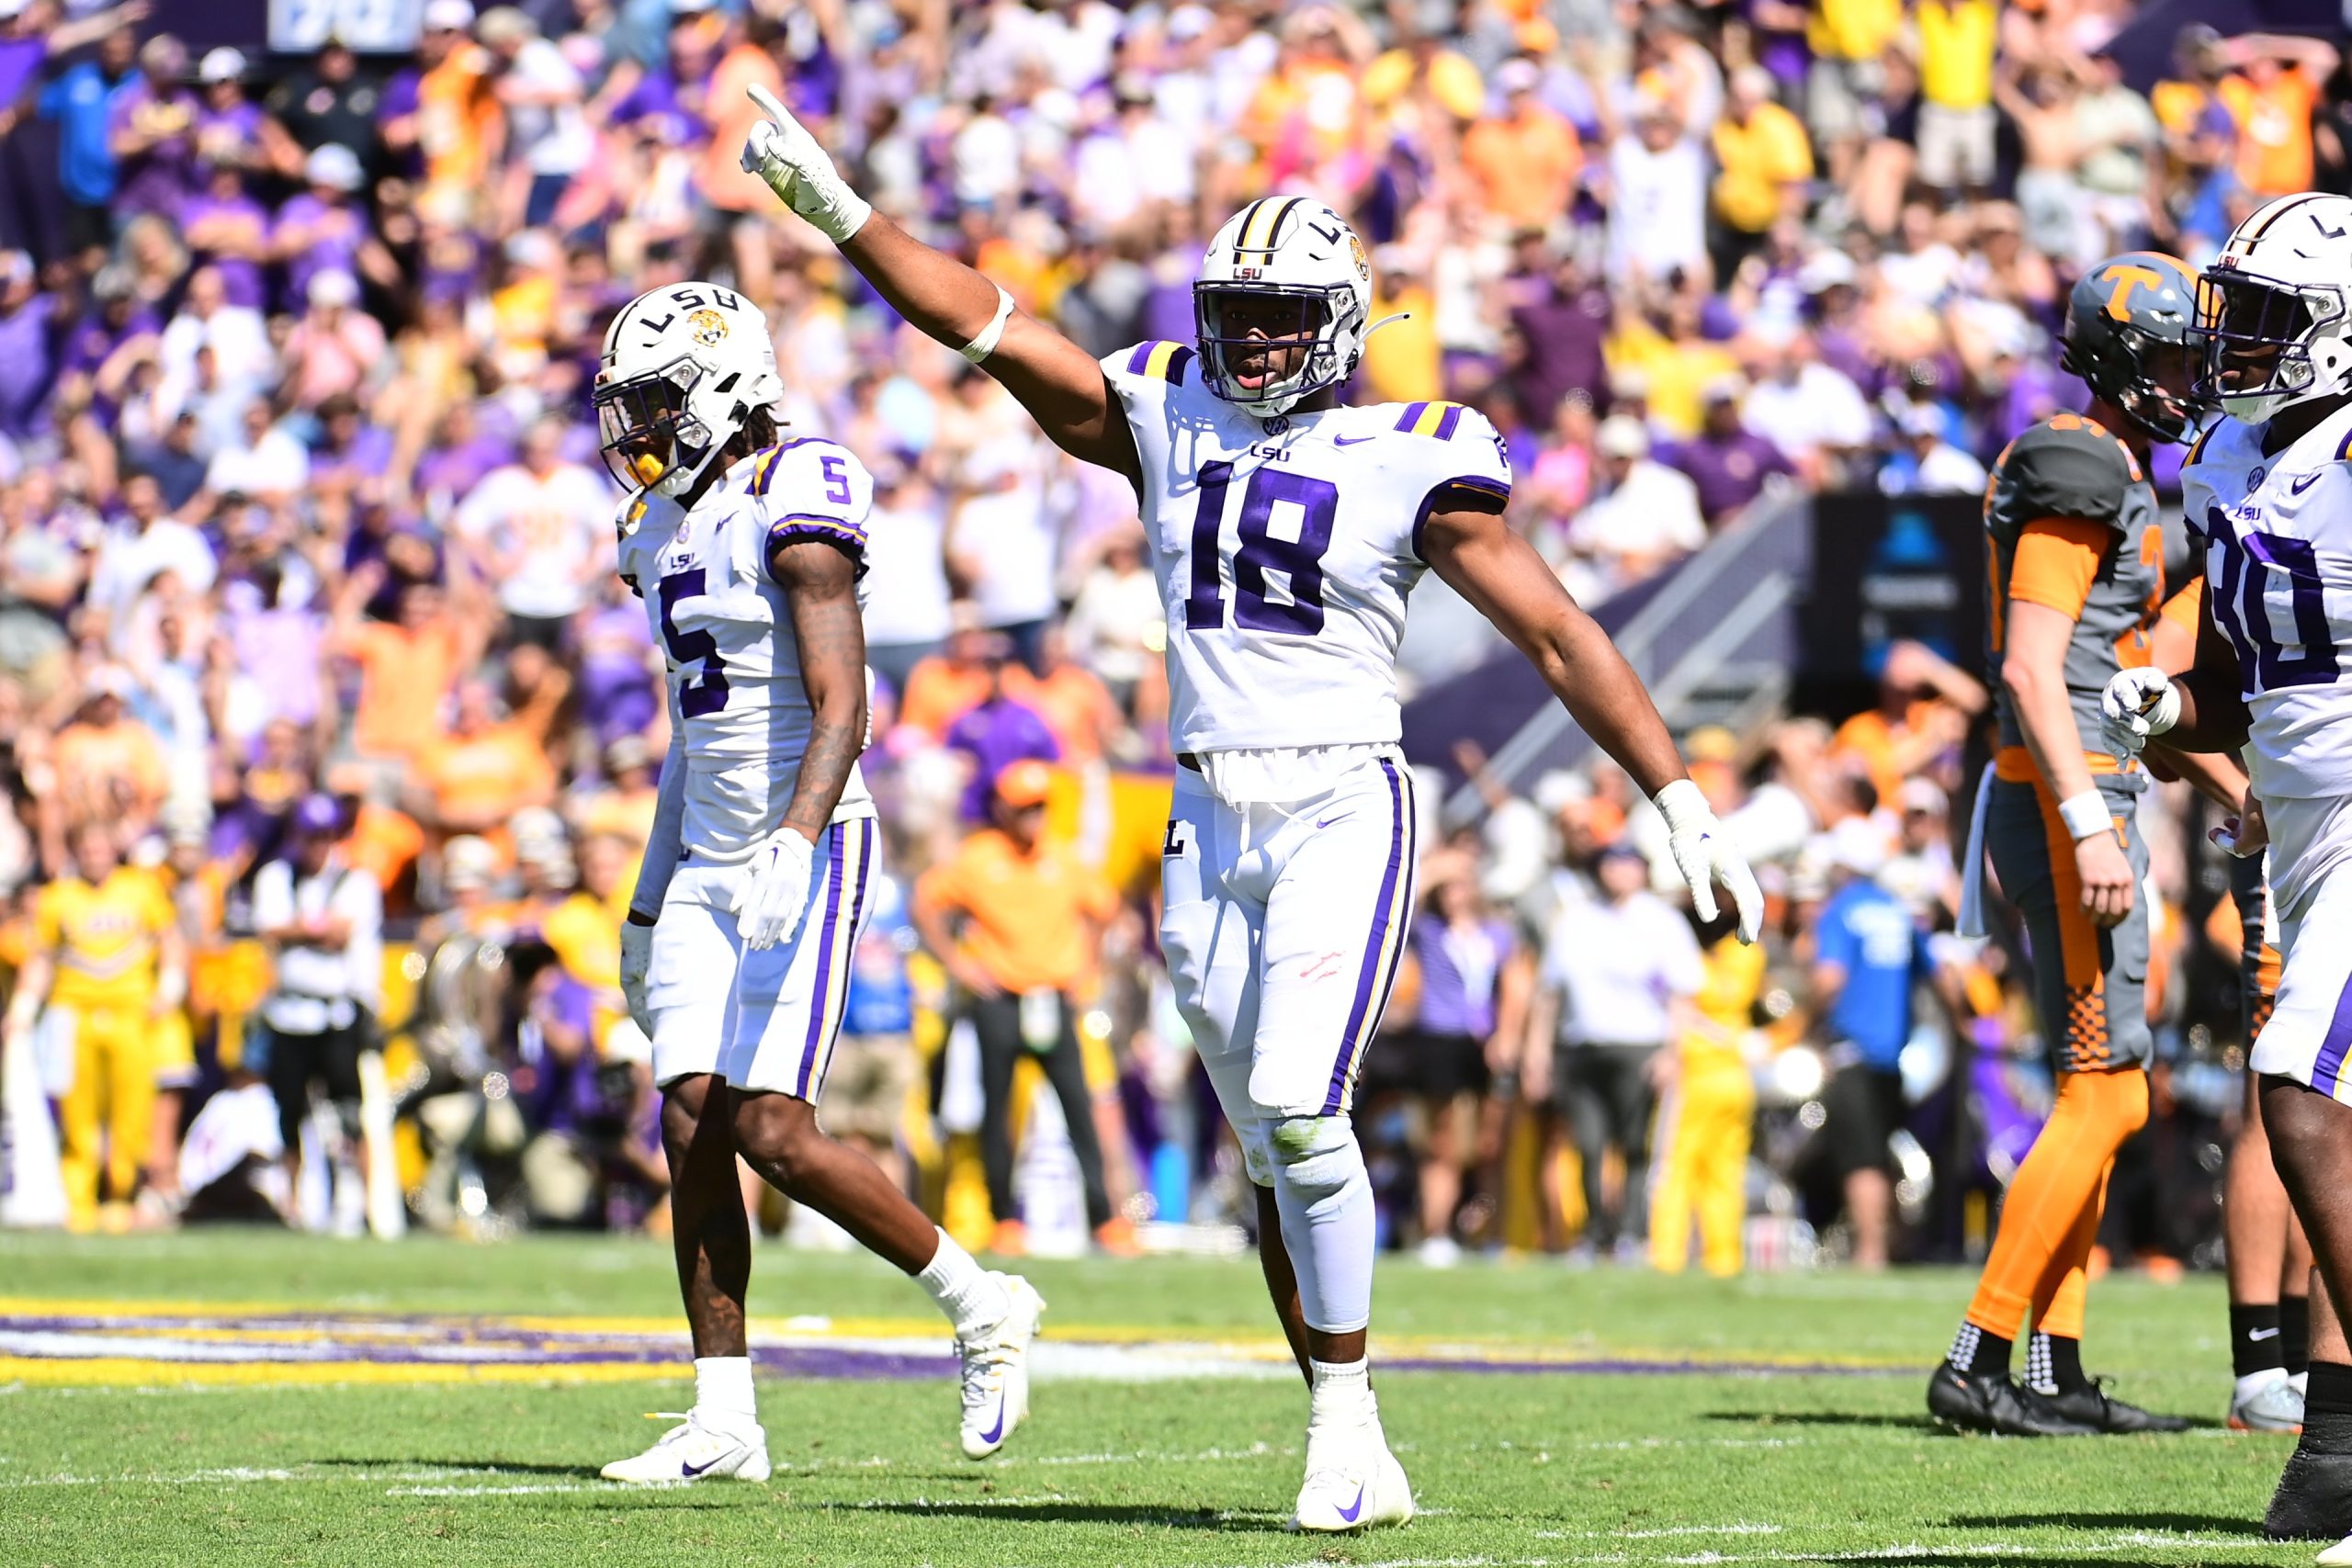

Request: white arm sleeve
left=629, top=690, right=690, bottom=921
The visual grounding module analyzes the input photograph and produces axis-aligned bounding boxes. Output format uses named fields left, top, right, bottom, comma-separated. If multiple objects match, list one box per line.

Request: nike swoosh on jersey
left=1338, top=1483, right=1366, bottom=1523
left=1315, top=812, right=1355, bottom=828
left=1332, top=434, right=1376, bottom=446
left=2292, top=473, right=2324, bottom=493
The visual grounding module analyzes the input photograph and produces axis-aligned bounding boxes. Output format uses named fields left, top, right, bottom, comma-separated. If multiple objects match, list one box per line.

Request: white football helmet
left=2195, top=193, right=2352, bottom=425
left=1193, top=197, right=1374, bottom=418
left=594, top=282, right=783, bottom=496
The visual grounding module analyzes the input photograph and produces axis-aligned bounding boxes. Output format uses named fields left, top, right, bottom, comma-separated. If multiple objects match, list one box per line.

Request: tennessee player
left=6, top=820, right=187, bottom=1231
left=1931, top=254, right=2199, bottom=1436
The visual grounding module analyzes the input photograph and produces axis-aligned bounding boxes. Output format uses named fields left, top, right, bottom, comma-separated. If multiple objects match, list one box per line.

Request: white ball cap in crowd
left=306, top=142, right=365, bottom=192
left=423, top=0, right=477, bottom=29
left=443, top=835, right=498, bottom=889
left=308, top=269, right=360, bottom=309
left=0, top=0, right=28, bottom=22
left=1799, top=250, right=1858, bottom=293
left=1532, top=770, right=1589, bottom=816
left=198, top=47, right=245, bottom=84
left=1595, top=414, right=1649, bottom=459
left=1823, top=816, right=1889, bottom=879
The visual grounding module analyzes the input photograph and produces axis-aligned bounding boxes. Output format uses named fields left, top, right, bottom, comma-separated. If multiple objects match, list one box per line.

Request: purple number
left=2207, top=507, right=2257, bottom=688
left=1234, top=468, right=1337, bottom=634
left=657, top=568, right=730, bottom=716
left=1184, top=460, right=1233, bottom=628
left=2206, top=510, right=2340, bottom=693
left=820, top=454, right=852, bottom=506
left=1185, top=464, right=1336, bottom=635
left=2245, top=532, right=2339, bottom=687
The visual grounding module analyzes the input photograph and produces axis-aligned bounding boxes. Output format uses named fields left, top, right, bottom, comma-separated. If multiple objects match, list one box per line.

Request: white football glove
left=1655, top=778, right=1765, bottom=944
left=2098, top=666, right=2180, bottom=758
left=731, top=829, right=817, bottom=952
left=739, top=84, right=872, bottom=244
left=619, top=918, right=655, bottom=1037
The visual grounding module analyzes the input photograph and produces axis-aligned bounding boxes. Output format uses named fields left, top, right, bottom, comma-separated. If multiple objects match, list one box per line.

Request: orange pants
left=1963, top=1066, right=2149, bottom=1341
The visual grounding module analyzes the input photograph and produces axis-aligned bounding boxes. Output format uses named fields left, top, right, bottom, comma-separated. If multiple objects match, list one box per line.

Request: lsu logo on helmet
left=689, top=309, right=730, bottom=347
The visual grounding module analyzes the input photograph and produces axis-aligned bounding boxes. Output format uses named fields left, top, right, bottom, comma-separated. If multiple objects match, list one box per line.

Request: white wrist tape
left=2058, top=790, right=2111, bottom=842
left=958, top=287, right=1016, bottom=365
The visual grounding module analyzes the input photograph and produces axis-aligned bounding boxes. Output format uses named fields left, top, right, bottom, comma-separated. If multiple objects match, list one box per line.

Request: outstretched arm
left=1423, top=499, right=1763, bottom=941
left=741, top=87, right=1139, bottom=487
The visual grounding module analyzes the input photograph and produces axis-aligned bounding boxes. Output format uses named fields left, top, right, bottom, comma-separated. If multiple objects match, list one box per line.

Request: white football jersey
left=616, top=435, right=877, bottom=865
left=2181, top=403, right=2352, bottom=808
left=1102, top=340, right=1513, bottom=757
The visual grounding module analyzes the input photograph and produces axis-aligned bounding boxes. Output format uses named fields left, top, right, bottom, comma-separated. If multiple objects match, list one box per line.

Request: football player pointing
left=741, top=88, right=1761, bottom=1530
left=595, top=286, right=1043, bottom=1484
left=2106, top=192, right=2352, bottom=1551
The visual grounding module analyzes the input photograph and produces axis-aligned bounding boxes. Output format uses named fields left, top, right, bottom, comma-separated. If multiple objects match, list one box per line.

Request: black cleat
left=2037, top=1379, right=2190, bottom=1434
left=2266, top=1444, right=2352, bottom=1540
left=1927, top=1362, right=2099, bottom=1436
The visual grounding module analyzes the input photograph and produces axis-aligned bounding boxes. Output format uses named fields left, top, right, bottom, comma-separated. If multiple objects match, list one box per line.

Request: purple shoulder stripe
left=1395, top=400, right=1428, bottom=434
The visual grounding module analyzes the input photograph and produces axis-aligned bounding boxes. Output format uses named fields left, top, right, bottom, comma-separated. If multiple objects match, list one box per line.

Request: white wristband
left=958, top=287, right=1016, bottom=365
left=2058, top=790, right=2111, bottom=842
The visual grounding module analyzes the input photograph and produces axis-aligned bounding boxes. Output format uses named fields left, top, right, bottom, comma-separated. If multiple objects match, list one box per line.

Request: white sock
left=694, top=1356, right=756, bottom=1429
left=2293, top=1370, right=2312, bottom=1395
left=915, top=1227, right=1011, bottom=1336
left=1308, top=1358, right=1374, bottom=1428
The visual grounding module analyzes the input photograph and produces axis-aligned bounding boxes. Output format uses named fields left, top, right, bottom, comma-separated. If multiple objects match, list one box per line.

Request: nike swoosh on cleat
left=680, top=1456, right=723, bottom=1477
left=978, top=1400, right=1006, bottom=1445
left=1333, top=434, right=1376, bottom=446
left=1338, top=1483, right=1366, bottom=1523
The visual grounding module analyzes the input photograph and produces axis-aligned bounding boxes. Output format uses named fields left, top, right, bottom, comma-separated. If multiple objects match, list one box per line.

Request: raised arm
left=1422, top=500, right=1762, bottom=942
left=739, top=86, right=1138, bottom=486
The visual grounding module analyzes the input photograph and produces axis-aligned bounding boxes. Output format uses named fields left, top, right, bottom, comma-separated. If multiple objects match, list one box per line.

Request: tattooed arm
left=772, top=536, right=868, bottom=841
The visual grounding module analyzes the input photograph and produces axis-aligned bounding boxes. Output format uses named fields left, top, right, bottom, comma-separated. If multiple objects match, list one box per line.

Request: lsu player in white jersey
left=740, top=88, right=1762, bottom=1532
left=2102, top=192, right=2352, bottom=1553
left=594, top=283, right=1044, bottom=1484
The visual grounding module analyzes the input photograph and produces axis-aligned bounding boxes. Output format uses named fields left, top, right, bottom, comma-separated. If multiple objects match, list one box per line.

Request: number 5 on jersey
left=1184, top=463, right=1340, bottom=636
left=659, top=568, right=730, bottom=716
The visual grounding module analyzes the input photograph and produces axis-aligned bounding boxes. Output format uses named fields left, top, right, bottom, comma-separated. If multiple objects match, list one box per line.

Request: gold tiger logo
left=1348, top=234, right=1370, bottom=282
left=688, top=309, right=729, bottom=346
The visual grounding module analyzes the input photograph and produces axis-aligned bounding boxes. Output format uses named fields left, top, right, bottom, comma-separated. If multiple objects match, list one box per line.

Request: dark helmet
left=2060, top=251, right=2201, bottom=443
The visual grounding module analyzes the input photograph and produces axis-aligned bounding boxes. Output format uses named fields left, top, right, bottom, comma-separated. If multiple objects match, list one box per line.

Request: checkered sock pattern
left=2025, top=1331, right=2056, bottom=1395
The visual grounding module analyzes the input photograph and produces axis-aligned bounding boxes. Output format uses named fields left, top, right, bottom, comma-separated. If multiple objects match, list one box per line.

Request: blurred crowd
left=0, top=0, right=2290, bottom=1260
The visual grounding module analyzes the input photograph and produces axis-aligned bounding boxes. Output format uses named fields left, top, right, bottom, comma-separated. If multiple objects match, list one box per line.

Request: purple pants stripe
left=1323, top=761, right=1415, bottom=1114
left=793, top=822, right=854, bottom=1100
left=2310, top=961, right=2352, bottom=1098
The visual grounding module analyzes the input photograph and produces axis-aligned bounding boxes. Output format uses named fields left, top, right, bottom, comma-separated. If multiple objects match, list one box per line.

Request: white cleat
left=2319, top=1531, right=2352, bottom=1567
left=1292, top=1416, right=1415, bottom=1533
left=2232, top=1368, right=2306, bottom=1433
left=958, top=1274, right=1046, bottom=1459
left=599, top=1411, right=772, bottom=1483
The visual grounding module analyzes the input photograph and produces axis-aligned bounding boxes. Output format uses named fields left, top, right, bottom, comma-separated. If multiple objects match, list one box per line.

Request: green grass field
left=0, top=1230, right=2321, bottom=1566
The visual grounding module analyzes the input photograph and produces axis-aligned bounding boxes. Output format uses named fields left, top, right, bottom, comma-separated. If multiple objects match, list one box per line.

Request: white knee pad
left=1264, top=1113, right=1374, bottom=1335
left=1267, top=1114, right=1365, bottom=1210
